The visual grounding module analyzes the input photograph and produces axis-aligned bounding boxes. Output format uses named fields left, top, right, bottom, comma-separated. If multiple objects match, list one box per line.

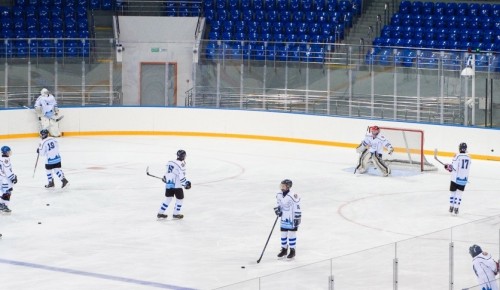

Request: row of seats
left=381, top=26, right=500, bottom=44
left=366, top=49, right=500, bottom=72
left=14, top=0, right=117, bottom=10
left=204, top=0, right=357, bottom=14
left=0, top=39, right=90, bottom=58
left=206, top=41, right=326, bottom=62
left=374, top=36, right=499, bottom=51
left=206, top=9, right=349, bottom=23
left=399, top=1, right=500, bottom=17
left=391, top=14, right=500, bottom=30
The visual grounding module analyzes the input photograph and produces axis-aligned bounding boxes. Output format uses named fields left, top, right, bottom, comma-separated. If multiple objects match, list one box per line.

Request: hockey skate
left=61, top=178, right=69, bottom=188
left=287, top=248, right=296, bottom=259
left=454, top=208, right=459, bottom=215
left=449, top=206, right=454, bottom=213
left=277, top=247, right=288, bottom=258
left=157, top=213, right=168, bottom=219
left=172, top=214, right=184, bottom=219
left=0, top=203, right=11, bottom=213
left=45, top=180, right=55, bottom=188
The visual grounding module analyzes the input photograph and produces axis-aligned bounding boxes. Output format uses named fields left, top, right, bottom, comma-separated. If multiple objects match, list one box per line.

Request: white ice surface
left=0, top=136, right=499, bottom=290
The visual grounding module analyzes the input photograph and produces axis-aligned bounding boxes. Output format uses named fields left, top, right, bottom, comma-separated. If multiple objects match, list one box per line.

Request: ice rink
left=0, top=135, right=499, bottom=290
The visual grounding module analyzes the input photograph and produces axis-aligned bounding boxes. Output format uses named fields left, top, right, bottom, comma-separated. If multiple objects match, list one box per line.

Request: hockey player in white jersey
left=0, top=146, right=17, bottom=213
left=37, top=129, right=69, bottom=189
left=469, top=244, right=499, bottom=290
left=446, top=142, right=471, bottom=215
left=34, top=88, right=63, bottom=137
left=157, top=150, right=191, bottom=220
left=274, top=179, right=301, bottom=259
left=355, top=126, right=394, bottom=176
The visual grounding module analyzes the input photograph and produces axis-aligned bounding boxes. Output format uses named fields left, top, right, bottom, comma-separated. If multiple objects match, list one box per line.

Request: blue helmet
left=40, top=129, right=49, bottom=139
left=177, top=149, right=186, bottom=161
left=469, top=244, right=482, bottom=258
left=1, top=146, right=11, bottom=155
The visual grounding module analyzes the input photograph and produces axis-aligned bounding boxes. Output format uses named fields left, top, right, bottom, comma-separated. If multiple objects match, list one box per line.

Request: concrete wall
left=1, top=107, right=498, bottom=161
left=118, top=17, right=198, bottom=106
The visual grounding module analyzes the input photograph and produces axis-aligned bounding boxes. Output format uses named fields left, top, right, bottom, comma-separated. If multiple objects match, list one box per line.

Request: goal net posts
left=371, top=126, right=437, bottom=171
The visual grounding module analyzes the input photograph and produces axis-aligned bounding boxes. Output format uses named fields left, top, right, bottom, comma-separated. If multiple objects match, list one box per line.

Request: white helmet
left=40, top=88, right=49, bottom=96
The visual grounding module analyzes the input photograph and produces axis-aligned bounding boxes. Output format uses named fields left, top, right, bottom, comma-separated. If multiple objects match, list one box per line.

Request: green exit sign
left=151, top=48, right=160, bottom=53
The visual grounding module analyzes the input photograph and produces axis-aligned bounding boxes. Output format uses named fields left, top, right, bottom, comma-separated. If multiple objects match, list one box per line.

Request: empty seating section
left=370, top=1, right=500, bottom=69
left=204, top=0, right=361, bottom=62
left=0, top=0, right=118, bottom=58
left=165, top=0, right=202, bottom=16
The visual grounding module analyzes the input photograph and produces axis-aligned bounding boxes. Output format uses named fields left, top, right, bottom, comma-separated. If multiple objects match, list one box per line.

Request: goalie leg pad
left=48, top=119, right=61, bottom=137
left=40, top=117, right=50, bottom=129
left=358, top=150, right=371, bottom=173
left=373, top=154, right=391, bottom=176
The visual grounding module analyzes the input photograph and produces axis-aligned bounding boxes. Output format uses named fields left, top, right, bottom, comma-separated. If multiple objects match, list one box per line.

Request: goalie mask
left=459, top=142, right=467, bottom=153
left=469, top=244, right=482, bottom=258
left=370, top=126, right=380, bottom=136
left=40, top=88, right=49, bottom=96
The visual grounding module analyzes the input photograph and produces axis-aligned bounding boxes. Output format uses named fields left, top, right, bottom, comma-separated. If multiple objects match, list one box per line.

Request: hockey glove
left=444, top=164, right=453, bottom=172
left=184, top=181, right=191, bottom=189
left=36, top=148, right=39, bottom=154
left=293, top=218, right=301, bottom=227
left=274, top=206, right=282, bottom=217
left=388, top=147, right=394, bottom=155
left=161, top=176, right=166, bottom=183
left=11, top=175, right=17, bottom=184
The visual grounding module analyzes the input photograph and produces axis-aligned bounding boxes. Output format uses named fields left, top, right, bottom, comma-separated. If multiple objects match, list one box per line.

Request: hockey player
left=34, top=88, right=62, bottom=137
left=446, top=142, right=471, bottom=215
left=469, top=244, right=499, bottom=290
left=37, top=129, right=69, bottom=189
left=355, top=126, right=394, bottom=176
left=274, top=179, right=301, bottom=259
left=0, top=146, right=17, bottom=213
left=157, top=150, right=191, bottom=220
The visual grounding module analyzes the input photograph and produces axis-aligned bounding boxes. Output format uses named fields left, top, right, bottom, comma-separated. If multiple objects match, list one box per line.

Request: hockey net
left=375, top=126, right=437, bottom=171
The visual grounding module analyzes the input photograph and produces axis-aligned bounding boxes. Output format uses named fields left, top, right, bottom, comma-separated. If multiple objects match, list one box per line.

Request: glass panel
left=329, top=66, right=350, bottom=117
left=56, top=61, right=83, bottom=106
left=308, top=63, right=327, bottom=115
left=219, top=62, right=241, bottom=108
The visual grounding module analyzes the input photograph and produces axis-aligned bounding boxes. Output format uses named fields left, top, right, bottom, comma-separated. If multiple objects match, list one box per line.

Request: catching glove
left=11, top=175, right=17, bottom=184
left=274, top=206, right=282, bottom=217
left=444, top=164, right=453, bottom=172
left=184, top=181, right=191, bottom=189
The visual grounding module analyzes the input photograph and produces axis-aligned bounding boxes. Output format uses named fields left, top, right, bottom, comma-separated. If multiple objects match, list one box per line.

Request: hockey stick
left=257, top=215, right=279, bottom=264
left=434, top=149, right=456, bottom=171
left=33, top=152, right=39, bottom=178
left=146, top=166, right=163, bottom=180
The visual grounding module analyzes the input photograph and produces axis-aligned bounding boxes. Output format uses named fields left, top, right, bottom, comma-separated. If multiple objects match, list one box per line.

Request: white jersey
left=0, top=156, right=15, bottom=192
left=450, top=152, right=471, bottom=186
left=276, top=190, right=301, bottom=230
left=38, top=137, right=62, bottom=165
left=472, top=252, right=499, bottom=290
left=361, top=133, right=393, bottom=155
left=163, top=159, right=187, bottom=189
left=35, top=94, right=58, bottom=118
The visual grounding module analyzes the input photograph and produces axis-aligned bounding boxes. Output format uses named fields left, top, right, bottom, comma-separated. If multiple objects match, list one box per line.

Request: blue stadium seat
left=40, top=40, right=53, bottom=57
left=234, top=20, right=245, bottom=33
left=280, top=10, right=291, bottom=21
left=253, top=0, right=263, bottom=10
left=254, top=10, right=264, bottom=22
left=248, top=21, right=259, bottom=33
left=469, top=3, right=479, bottom=16
left=317, top=11, right=328, bottom=23
left=267, top=10, right=278, bottom=22
left=274, top=33, right=285, bottom=42
left=101, top=0, right=113, bottom=9
left=290, top=0, right=299, bottom=10
left=293, top=11, right=304, bottom=22
left=399, top=0, right=410, bottom=14
left=229, top=9, right=240, bottom=21
left=422, top=2, right=433, bottom=15
left=410, top=1, right=422, bottom=14
left=261, top=21, right=271, bottom=34
left=217, top=9, right=228, bottom=21
left=228, top=0, right=238, bottom=9
left=457, top=3, right=467, bottom=16
left=241, top=0, right=250, bottom=10
left=277, top=0, right=288, bottom=11
left=264, top=0, right=275, bottom=11
left=1, top=17, right=12, bottom=30
left=242, top=9, right=252, bottom=21
left=285, top=22, right=296, bottom=34
left=272, top=21, right=284, bottom=34
left=309, top=22, right=320, bottom=35
left=445, top=2, right=457, bottom=16
left=492, top=4, right=500, bottom=17
left=14, top=39, right=28, bottom=58
left=302, top=0, right=313, bottom=11
left=322, top=23, right=332, bottom=37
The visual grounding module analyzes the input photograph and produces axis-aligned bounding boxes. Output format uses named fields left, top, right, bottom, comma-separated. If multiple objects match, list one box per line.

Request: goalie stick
left=23, top=105, right=64, bottom=122
left=146, top=166, right=163, bottom=180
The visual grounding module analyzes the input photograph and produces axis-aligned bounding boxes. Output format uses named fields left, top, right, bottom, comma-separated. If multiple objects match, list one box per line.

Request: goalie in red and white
left=355, top=126, right=394, bottom=177
left=34, top=88, right=63, bottom=137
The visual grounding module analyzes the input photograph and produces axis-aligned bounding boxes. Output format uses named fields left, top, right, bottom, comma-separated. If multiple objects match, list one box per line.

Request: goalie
left=355, top=126, right=394, bottom=177
left=34, top=88, right=63, bottom=137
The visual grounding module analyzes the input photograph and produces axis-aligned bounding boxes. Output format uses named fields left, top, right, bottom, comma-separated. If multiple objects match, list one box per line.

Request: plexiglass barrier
left=194, top=41, right=500, bottom=128
left=214, top=215, right=500, bottom=290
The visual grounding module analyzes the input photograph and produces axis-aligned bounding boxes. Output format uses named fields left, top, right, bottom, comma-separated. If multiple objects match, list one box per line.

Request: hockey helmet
left=177, top=149, right=186, bottom=161
left=1, top=146, right=11, bottom=155
left=370, top=125, right=380, bottom=136
left=469, top=244, right=482, bottom=258
left=40, top=88, right=49, bottom=96
left=40, top=129, right=49, bottom=139
left=280, top=179, right=293, bottom=189
left=459, top=142, right=467, bottom=153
